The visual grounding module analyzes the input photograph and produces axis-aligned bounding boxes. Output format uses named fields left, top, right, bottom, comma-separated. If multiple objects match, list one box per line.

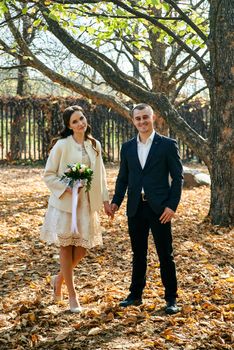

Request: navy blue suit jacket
left=112, top=133, right=183, bottom=217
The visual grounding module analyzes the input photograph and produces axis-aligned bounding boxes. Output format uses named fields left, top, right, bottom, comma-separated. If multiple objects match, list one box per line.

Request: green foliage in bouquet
left=60, top=163, right=93, bottom=191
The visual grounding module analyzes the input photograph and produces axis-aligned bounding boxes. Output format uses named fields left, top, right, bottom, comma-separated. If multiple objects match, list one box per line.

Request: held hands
left=103, top=201, right=113, bottom=217
left=110, top=203, right=118, bottom=218
left=103, top=202, right=119, bottom=218
left=160, top=207, right=175, bottom=224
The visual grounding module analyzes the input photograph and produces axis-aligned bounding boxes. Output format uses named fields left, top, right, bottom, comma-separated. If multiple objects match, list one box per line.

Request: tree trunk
left=10, top=103, right=24, bottom=160
left=209, top=0, right=234, bottom=225
left=16, top=57, right=29, bottom=96
left=148, top=19, right=170, bottom=136
left=12, top=14, right=30, bottom=159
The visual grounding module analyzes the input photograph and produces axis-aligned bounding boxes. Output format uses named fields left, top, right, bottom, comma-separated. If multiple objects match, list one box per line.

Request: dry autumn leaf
left=88, top=327, right=102, bottom=336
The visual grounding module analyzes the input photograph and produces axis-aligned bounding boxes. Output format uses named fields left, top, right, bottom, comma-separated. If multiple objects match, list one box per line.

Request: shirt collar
left=137, top=130, right=155, bottom=144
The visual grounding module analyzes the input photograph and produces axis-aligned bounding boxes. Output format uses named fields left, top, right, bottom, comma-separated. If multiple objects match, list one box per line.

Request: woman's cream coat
left=43, top=135, right=109, bottom=213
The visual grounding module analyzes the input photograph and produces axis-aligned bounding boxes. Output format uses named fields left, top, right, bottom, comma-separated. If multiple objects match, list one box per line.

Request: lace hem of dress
left=58, top=235, right=103, bottom=248
left=40, top=229, right=103, bottom=249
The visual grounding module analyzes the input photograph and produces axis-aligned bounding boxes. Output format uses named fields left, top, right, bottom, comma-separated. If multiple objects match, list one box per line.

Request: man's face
left=132, top=106, right=155, bottom=134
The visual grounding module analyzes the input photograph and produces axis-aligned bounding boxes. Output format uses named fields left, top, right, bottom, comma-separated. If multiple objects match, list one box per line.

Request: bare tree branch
left=107, top=0, right=210, bottom=82
left=37, top=3, right=151, bottom=96
left=164, top=0, right=207, bottom=41
left=77, top=7, right=183, bottom=20
left=0, top=64, right=27, bottom=70
left=168, top=48, right=208, bottom=80
left=175, top=86, right=208, bottom=107
left=174, top=65, right=201, bottom=85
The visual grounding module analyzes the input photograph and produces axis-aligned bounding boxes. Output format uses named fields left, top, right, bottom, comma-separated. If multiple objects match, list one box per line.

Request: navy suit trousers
left=127, top=199, right=178, bottom=301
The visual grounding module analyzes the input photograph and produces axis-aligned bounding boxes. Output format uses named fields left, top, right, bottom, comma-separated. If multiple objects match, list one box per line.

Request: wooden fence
left=0, top=96, right=210, bottom=163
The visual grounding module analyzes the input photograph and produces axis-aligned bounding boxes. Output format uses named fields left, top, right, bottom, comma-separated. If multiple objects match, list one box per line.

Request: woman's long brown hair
left=49, top=105, right=99, bottom=155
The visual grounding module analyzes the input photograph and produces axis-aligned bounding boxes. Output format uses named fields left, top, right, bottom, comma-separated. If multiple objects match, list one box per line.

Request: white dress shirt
left=137, top=130, right=155, bottom=193
left=137, top=130, right=155, bottom=168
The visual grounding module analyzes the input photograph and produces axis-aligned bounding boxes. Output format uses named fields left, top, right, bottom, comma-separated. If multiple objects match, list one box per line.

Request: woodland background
left=0, top=96, right=209, bottom=163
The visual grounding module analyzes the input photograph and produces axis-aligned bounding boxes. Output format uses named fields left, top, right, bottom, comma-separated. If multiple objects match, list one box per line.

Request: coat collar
left=68, top=136, right=97, bottom=170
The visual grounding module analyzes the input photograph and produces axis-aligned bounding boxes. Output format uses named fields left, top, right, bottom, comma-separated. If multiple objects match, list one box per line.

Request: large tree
left=0, top=0, right=233, bottom=226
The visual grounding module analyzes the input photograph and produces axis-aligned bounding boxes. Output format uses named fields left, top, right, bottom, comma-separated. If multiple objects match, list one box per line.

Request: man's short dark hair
left=131, top=103, right=154, bottom=117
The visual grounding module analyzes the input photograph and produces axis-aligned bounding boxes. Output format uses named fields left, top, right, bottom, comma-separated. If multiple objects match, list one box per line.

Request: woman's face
left=69, top=111, right=87, bottom=135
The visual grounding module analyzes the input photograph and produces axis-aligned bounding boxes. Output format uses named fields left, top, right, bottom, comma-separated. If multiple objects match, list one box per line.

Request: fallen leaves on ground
left=0, top=165, right=233, bottom=350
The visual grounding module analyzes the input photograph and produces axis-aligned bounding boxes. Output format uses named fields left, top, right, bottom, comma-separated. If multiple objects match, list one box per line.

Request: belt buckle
left=142, top=193, right=147, bottom=201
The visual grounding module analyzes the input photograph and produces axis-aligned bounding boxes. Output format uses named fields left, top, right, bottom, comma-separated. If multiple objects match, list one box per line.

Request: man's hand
left=159, top=207, right=175, bottom=224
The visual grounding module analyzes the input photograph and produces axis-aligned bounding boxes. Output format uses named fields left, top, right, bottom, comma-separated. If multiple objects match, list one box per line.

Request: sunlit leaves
left=47, top=11, right=58, bottom=22
left=2, top=1, right=208, bottom=61
left=21, top=6, right=28, bottom=15
left=86, top=26, right=95, bottom=35
left=0, top=1, right=9, bottom=16
left=33, top=18, right=41, bottom=27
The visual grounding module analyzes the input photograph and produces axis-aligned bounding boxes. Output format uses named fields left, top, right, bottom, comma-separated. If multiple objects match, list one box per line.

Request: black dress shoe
left=119, top=296, right=142, bottom=307
left=165, top=300, right=180, bottom=314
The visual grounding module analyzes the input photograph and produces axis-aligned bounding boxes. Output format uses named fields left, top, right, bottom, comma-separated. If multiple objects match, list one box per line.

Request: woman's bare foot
left=69, top=296, right=82, bottom=313
left=51, top=275, right=63, bottom=302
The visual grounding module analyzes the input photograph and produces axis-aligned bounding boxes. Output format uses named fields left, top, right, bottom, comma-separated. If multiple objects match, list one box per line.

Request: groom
left=111, top=103, right=183, bottom=314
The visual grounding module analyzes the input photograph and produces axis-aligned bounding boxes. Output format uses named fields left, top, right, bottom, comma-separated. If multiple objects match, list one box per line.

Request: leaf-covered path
left=0, top=165, right=233, bottom=350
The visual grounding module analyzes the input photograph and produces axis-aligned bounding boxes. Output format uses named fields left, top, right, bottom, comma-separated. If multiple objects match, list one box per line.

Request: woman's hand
left=65, top=187, right=72, bottom=194
left=103, top=201, right=113, bottom=217
left=65, top=186, right=83, bottom=194
left=110, top=203, right=118, bottom=216
left=78, top=185, right=83, bottom=193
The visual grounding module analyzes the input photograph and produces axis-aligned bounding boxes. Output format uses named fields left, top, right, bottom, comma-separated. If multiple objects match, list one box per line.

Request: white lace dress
left=40, top=146, right=103, bottom=248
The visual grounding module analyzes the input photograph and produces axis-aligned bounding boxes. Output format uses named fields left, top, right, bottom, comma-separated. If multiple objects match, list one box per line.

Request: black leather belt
left=141, top=193, right=147, bottom=201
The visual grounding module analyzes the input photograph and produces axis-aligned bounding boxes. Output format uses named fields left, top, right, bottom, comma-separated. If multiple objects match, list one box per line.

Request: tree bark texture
left=16, top=57, right=29, bottom=96
left=10, top=104, right=25, bottom=160
left=209, top=0, right=234, bottom=225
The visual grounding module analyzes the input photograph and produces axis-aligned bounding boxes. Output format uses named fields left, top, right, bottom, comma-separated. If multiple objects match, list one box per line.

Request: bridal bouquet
left=60, top=163, right=93, bottom=191
left=60, top=163, right=93, bottom=233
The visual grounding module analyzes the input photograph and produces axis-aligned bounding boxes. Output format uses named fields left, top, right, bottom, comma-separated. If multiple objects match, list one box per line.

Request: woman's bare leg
left=60, top=246, right=78, bottom=306
left=54, top=246, right=86, bottom=311
left=55, top=246, right=86, bottom=295
left=72, top=246, right=86, bottom=268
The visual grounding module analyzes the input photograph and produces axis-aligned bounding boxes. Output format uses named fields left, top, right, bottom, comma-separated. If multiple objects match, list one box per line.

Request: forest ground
left=0, top=165, right=233, bottom=350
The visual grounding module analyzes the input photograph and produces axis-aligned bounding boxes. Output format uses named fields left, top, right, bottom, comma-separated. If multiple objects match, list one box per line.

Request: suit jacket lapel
left=131, top=138, right=142, bottom=170
left=144, top=132, right=162, bottom=169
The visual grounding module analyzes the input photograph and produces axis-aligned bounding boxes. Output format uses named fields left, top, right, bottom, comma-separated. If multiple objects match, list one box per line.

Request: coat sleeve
left=43, top=141, right=67, bottom=199
left=164, top=140, right=184, bottom=211
left=101, top=159, right=109, bottom=202
left=96, top=140, right=109, bottom=202
left=112, top=143, right=128, bottom=207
